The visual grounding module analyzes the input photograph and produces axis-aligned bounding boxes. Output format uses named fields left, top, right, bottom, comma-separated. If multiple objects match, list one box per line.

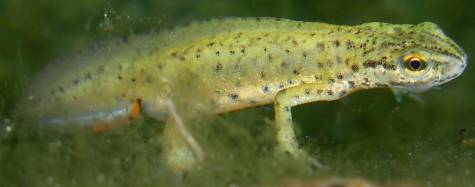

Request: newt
left=17, top=17, right=467, bottom=171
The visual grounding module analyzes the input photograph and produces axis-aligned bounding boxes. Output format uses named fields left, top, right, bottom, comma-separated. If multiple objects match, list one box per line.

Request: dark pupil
left=409, top=59, right=421, bottom=70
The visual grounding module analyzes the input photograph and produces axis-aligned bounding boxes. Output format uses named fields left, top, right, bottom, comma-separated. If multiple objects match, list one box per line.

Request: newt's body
left=18, top=18, right=467, bottom=170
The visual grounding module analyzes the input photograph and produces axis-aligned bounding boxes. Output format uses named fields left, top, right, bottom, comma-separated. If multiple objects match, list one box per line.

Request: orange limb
left=128, top=98, right=142, bottom=121
left=91, top=98, right=142, bottom=133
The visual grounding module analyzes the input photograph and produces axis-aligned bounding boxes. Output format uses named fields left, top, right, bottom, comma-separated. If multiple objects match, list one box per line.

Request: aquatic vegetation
left=1, top=0, right=475, bottom=186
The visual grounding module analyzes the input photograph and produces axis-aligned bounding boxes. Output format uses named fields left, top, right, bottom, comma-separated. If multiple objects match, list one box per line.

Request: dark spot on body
left=293, top=95, right=300, bottom=100
left=363, top=60, right=380, bottom=68
left=230, top=50, right=235, bottom=55
left=285, top=49, right=290, bottom=54
left=288, top=79, right=294, bottom=84
left=292, top=40, right=298, bottom=46
left=327, top=90, right=334, bottom=95
left=215, top=51, right=220, bottom=56
left=383, top=63, right=397, bottom=70
left=179, top=56, right=186, bottom=61
left=348, top=81, right=355, bottom=88
left=337, top=74, right=344, bottom=79
left=336, top=56, right=343, bottom=64
left=281, top=61, right=290, bottom=68
left=215, top=63, right=223, bottom=72
left=362, top=78, right=370, bottom=86
left=334, top=40, right=340, bottom=47
left=393, top=27, right=403, bottom=34
left=328, top=78, right=335, bottom=84
left=305, top=89, right=311, bottom=95
left=363, top=48, right=375, bottom=56
left=260, top=72, right=266, bottom=79
left=118, top=75, right=123, bottom=80
left=268, top=54, right=273, bottom=61
left=207, top=42, right=215, bottom=47
left=314, top=74, right=322, bottom=80
left=229, top=93, right=239, bottom=101
left=346, top=40, right=355, bottom=49
left=292, top=69, right=300, bottom=75
left=317, top=42, right=325, bottom=50
left=262, top=85, right=270, bottom=93
left=351, top=64, right=359, bottom=72
left=131, top=78, right=136, bottom=82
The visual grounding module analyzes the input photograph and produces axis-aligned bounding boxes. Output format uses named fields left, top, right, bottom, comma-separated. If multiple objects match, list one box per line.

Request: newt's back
left=17, top=17, right=467, bottom=127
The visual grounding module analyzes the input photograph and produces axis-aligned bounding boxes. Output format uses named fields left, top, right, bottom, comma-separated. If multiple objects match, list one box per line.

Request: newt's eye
left=404, top=56, right=426, bottom=71
left=398, top=49, right=433, bottom=78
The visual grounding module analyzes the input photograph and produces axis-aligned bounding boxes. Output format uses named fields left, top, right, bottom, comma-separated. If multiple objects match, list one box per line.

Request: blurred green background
left=1, top=0, right=474, bottom=186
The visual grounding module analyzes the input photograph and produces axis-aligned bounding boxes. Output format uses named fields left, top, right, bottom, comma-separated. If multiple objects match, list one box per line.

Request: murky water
left=1, top=0, right=474, bottom=186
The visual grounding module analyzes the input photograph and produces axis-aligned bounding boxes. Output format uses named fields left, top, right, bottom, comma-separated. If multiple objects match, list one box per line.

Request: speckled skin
left=18, top=17, right=467, bottom=169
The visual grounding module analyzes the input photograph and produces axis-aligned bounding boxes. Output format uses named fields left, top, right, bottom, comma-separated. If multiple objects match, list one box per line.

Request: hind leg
left=162, top=99, right=205, bottom=172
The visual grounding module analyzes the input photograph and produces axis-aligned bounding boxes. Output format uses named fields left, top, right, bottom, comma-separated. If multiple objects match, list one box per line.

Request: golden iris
left=404, top=56, right=427, bottom=71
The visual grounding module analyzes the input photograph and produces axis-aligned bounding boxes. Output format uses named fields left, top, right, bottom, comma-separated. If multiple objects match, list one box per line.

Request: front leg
left=274, top=83, right=344, bottom=158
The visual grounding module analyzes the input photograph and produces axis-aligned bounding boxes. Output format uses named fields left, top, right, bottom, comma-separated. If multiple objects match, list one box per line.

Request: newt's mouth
left=433, top=54, right=467, bottom=87
left=390, top=77, right=439, bottom=93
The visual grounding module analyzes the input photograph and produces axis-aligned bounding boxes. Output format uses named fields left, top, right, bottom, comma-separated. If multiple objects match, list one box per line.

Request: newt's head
left=361, top=22, right=467, bottom=92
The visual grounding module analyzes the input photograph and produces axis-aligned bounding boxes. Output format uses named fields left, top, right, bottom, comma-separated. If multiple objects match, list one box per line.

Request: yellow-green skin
left=19, top=17, right=466, bottom=127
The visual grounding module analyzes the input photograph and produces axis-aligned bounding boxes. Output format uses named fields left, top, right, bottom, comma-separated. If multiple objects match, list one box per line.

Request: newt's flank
left=17, top=17, right=467, bottom=171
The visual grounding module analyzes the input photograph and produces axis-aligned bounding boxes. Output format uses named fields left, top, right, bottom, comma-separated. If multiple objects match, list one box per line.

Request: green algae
left=1, top=0, right=475, bottom=186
